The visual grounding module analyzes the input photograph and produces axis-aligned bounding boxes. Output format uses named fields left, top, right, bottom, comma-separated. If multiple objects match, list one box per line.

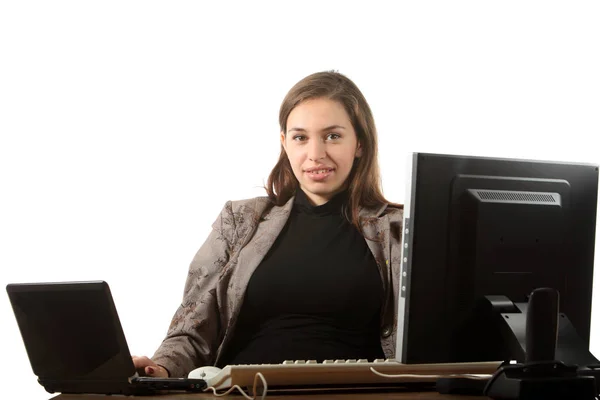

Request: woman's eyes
left=292, top=133, right=340, bottom=142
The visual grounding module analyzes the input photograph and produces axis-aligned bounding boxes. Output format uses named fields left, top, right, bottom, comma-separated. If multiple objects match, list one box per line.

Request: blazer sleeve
left=151, top=201, right=235, bottom=377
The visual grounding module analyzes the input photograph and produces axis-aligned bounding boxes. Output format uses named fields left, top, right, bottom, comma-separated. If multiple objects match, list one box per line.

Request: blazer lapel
left=360, top=205, right=393, bottom=329
left=219, top=197, right=295, bottom=347
left=230, top=197, right=295, bottom=300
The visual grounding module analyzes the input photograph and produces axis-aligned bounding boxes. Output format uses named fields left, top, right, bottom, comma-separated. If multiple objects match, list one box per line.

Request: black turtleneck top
left=217, top=189, right=385, bottom=367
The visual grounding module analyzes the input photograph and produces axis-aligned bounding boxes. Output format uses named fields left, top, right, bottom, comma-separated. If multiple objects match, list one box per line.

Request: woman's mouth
left=304, top=168, right=335, bottom=181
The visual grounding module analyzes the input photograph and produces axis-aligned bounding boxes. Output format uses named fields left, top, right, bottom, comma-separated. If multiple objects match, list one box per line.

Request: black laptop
left=6, top=280, right=207, bottom=395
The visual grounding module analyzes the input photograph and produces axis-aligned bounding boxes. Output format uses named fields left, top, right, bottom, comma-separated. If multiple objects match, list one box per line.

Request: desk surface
left=52, top=392, right=486, bottom=400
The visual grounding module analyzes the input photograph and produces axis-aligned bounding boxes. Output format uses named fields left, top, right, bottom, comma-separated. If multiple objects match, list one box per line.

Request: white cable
left=203, top=372, right=268, bottom=400
left=370, top=367, right=492, bottom=380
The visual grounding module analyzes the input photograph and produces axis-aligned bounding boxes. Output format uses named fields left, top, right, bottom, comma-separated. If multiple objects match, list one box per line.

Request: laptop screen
left=7, top=281, right=135, bottom=381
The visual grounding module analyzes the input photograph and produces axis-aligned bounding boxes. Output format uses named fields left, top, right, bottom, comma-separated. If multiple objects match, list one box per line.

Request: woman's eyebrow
left=320, top=125, right=346, bottom=132
left=287, top=125, right=347, bottom=134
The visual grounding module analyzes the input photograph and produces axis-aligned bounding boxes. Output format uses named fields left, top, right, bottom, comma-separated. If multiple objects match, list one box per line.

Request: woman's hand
left=132, top=355, right=169, bottom=377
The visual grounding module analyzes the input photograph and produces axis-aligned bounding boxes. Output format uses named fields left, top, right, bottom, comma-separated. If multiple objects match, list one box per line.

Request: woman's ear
left=280, top=131, right=286, bottom=151
left=355, top=143, right=363, bottom=158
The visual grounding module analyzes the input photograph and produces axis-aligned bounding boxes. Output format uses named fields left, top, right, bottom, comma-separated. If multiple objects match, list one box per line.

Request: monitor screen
left=396, top=152, right=599, bottom=366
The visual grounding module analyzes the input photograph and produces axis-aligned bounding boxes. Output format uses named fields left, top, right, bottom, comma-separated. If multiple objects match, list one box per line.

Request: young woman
left=133, top=71, right=403, bottom=378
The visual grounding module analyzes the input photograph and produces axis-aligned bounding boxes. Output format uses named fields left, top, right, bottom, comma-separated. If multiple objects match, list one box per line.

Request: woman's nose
left=307, top=141, right=326, bottom=162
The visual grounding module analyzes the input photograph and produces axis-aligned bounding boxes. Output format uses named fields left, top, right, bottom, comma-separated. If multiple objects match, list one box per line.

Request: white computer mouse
left=188, top=366, right=222, bottom=380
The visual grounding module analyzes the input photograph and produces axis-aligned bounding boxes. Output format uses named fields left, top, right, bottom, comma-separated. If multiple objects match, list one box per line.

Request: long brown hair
left=265, top=71, right=402, bottom=232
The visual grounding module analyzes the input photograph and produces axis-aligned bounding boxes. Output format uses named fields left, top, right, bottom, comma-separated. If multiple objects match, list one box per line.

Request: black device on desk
left=396, top=153, right=599, bottom=396
left=6, top=281, right=207, bottom=395
left=398, top=152, right=598, bottom=365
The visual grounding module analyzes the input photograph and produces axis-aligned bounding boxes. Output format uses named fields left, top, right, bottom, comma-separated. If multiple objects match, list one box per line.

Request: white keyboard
left=192, top=359, right=500, bottom=391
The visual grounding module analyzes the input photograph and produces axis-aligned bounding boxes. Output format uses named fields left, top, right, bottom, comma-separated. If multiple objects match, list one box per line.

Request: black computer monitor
left=396, top=152, right=599, bottom=366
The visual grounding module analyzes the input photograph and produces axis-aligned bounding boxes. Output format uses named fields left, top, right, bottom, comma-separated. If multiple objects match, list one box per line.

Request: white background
left=1, top=1, right=599, bottom=399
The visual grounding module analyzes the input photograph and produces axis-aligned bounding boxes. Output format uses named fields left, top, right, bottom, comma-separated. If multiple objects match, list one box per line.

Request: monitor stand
left=483, top=295, right=597, bottom=366
left=452, top=294, right=598, bottom=367
left=481, top=288, right=599, bottom=400
left=443, top=288, right=600, bottom=399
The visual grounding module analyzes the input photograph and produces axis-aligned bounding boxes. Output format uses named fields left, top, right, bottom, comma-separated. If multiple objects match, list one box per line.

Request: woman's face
left=281, top=97, right=362, bottom=206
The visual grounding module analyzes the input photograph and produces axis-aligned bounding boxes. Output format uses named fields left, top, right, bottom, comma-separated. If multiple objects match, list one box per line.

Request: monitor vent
left=470, top=189, right=561, bottom=205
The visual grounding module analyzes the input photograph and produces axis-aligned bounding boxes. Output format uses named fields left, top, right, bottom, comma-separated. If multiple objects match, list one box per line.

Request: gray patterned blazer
left=152, top=195, right=403, bottom=377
